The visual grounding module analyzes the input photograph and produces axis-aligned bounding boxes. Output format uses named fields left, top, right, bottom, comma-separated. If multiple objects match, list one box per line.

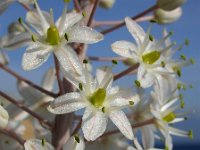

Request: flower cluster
left=0, top=0, right=194, bottom=150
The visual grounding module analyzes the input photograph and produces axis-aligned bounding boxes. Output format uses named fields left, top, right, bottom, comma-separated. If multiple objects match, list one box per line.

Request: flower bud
left=0, top=105, right=9, bottom=129
left=157, top=0, right=186, bottom=11
left=99, top=0, right=115, bottom=9
left=8, top=22, right=26, bottom=34
left=154, top=7, right=182, bottom=24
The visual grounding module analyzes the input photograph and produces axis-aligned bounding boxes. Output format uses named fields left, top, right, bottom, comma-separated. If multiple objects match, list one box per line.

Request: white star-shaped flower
left=4, top=1, right=103, bottom=72
left=48, top=66, right=139, bottom=141
left=111, top=17, right=172, bottom=88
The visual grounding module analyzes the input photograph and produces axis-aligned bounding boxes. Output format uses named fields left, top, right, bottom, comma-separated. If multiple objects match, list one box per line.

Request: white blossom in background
left=112, top=17, right=172, bottom=88
left=48, top=66, right=139, bottom=141
left=0, top=0, right=34, bottom=15
left=150, top=82, right=192, bottom=150
left=3, top=0, right=103, bottom=72
left=0, top=105, right=9, bottom=129
left=157, top=0, right=186, bottom=11
left=24, top=138, right=54, bottom=150
left=154, top=7, right=182, bottom=24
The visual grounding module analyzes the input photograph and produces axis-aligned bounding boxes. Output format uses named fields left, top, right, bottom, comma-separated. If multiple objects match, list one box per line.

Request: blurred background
left=0, top=0, right=199, bottom=149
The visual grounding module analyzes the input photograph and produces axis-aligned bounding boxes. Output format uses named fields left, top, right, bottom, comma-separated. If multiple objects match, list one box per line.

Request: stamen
left=74, top=135, right=80, bottom=143
left=41, top=138, right=46, bottom=146
left=134, top=80, right=141, bottom=87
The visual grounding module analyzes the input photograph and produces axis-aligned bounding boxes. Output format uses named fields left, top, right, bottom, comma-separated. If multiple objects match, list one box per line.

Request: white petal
left=64, top=136, right=85, bottom=150
left=24, top=138, right=54, bottom=150
left=109, top=110, right=134, bottom=140
left=0, top=51, right=9, bottom=65
left=18, top=0, right=34, bottom=4
left=54, top=45, right=83, bottom=76
left=41, top=68, right=56, bottom=91
left=82, top=108, right=107, bottom=141
left=48, top=92, right=86, bottom=114
left=0, top=105, right=9, bottom=129
left=3, top=32, right=31, bottom=49
left=141, top=126, right=155, bottom=149
left=17, top=81, right=43, bottom=104
left=22, top=46, right=51, bottom=71
left=111, top=40, right=138, bottom=59
left=57, top=12, right=83, bottom=36
left=127, top=146, right=137, bottom=150
left=125, top=17, right=146, bottom=46
left=137, top=65, right=154, bottom=88
left=26, top=10, right=51, bottom=35
left=67, top=25, right=103, bottom=44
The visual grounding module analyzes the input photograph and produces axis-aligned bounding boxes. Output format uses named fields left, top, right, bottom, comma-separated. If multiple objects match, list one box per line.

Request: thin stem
left=101, top=4, right=158, bottom=34
left=0, top=91, right=53, bottom=130
left=99, top=118, right=155, bottom=139
left=54, top=55, right=64, bottom=95
left=88, top=56, right=126, bottom=62
left=71, top=119, right=82, bottom=136
left=0, top=128, right=25, bottom=146
left=92, top=15, right=153, bottom=27
left=18, top=2, right=31, bottom=11
left=0, top=63, right=58, bottom=98
left=114, top=63, right=139, bottom=80
left=73, top=0, right=82, bottom=12
left=87, top=0, right=100, bottom=26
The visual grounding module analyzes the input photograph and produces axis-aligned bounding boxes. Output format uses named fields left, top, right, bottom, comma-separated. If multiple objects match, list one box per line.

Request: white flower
left=157, top=0, right=186, bottom=11
left=150, top=86, right=192, bottom=150
left=24, top=138, right=55, bottom=150
left=154, top=7, right=182, bottom=24
left=3, top=1, right=103, bottom=71
left=48, top=67, right=139, bottom=141
left=0, top=105, right=9, bottom=129
left=111, top=17, right=170, bottom=88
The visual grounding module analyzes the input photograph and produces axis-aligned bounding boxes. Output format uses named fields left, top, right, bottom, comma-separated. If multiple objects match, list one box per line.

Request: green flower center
left=142, top=51, right=161, bottom=64
left=46, top=26, right=60, bottom=45
left=89, top=88, right=106, bottom=108
left=163, top=112, right=176, bottom=123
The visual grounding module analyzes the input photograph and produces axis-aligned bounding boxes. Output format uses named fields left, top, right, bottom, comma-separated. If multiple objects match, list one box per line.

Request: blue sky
left=0, top=0, right=200, bottom=146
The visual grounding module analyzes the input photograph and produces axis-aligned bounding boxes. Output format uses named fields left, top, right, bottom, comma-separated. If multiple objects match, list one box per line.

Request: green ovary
left=163, top=112, right=176, bottom=123
left=89, top=88, right=106, bottom=108
left=46, top=26, right=60, bottom=45
left=142, top=51, right=160, bottom=64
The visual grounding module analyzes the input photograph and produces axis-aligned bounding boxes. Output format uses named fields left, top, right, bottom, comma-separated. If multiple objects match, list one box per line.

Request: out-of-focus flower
left=63, top=135, right=85, bottom=150
left=0, top=105, right=9, bottom=129
left=157, top=0, right=186, bottom=11
left=3, top=1, right=103, bottom=71
left=0, top=51, right=9, bottom=65
left=24, top=138, right=54, bottom=150
left=0, top=0, right=34, bottom=15
left=99, top=0, right=115, bottom=9
left=48, top=66, right=139, bottom=141
left=154, top=7, right=182, bottom=24
left=111, top=17, right=171, bottom=88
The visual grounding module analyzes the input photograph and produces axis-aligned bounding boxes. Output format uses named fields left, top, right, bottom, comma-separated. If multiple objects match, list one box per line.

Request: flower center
left=142, top=51, right=161, bottom=64
left=163, top=112, right=176, bottom=123
left=46, top=26, right=60, bottom=45
left=89, top=88, right=106, bottom=108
